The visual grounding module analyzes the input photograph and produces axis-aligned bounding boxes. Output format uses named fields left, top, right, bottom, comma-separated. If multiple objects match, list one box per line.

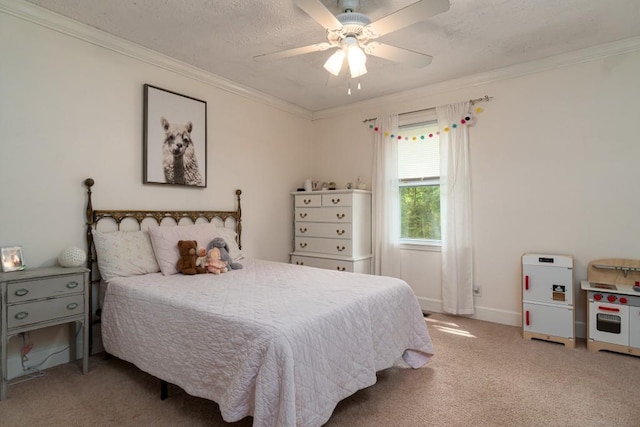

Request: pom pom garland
left=368, top=109, right=482, bottom=140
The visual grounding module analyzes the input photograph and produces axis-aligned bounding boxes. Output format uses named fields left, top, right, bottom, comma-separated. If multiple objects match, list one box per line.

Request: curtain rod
left=361, top=95, right=493, bottom=123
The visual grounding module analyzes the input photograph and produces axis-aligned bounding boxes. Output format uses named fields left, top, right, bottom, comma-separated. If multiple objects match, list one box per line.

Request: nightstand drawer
left=7, top=294, right=85, bottom=328
left=7, top=274, right=83, bottom=303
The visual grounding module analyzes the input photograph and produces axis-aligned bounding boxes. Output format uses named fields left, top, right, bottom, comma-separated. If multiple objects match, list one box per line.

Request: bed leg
left=160, top=380, right=168, bottom=400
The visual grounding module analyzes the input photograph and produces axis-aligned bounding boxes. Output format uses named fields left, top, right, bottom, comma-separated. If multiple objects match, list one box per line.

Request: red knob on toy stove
left=619, top=297, right=627, bottom=304
left=607, top=295, right=616, bottom=303
left=594, top=294, right=602, bottom=301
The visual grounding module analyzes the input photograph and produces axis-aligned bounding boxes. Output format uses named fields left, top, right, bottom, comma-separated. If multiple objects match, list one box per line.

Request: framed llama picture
left=143, top=84, right=207, bottom=187
left=1, top=246, right=25, bottom=272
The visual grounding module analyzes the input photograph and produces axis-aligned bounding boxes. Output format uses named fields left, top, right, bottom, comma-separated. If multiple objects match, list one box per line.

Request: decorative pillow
left=147, top=223, right=243, bottom=276
left=91, top=230, right=160, bottom=282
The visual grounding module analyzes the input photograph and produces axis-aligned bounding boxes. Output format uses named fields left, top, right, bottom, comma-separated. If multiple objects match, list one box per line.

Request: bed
left=83, top=178, right=434, bottom=427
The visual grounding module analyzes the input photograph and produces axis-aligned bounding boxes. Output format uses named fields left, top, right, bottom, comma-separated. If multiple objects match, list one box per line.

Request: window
left=398, top=115, right=441, bottom=244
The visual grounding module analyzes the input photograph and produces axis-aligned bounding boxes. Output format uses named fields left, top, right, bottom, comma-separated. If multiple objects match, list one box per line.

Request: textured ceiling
left=23, top=0, right=640, bottom=112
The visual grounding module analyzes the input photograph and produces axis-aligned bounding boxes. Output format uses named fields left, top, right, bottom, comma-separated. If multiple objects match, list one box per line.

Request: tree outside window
left=398, top=120, right=441, bottom=243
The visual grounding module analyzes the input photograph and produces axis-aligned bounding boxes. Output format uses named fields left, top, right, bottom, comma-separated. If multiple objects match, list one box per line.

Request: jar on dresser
left=290, top=189, right=372, bottom=274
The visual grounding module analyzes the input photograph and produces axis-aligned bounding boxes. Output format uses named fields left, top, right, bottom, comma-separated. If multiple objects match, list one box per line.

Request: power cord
left=9, top=325, right=84, bottom=386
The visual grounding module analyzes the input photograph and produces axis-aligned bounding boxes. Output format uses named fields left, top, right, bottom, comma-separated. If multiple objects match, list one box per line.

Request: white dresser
left=290, top=190, right=372, bottom=274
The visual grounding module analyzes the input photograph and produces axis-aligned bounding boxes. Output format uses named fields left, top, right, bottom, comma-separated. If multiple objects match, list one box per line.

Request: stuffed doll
left=207, top=237, right=243, bottom=270
left=206, top=247, right=228, bottom=274
left=176, top=240, right=206, bottom=275
left=195, top=247, right=207, bottom=270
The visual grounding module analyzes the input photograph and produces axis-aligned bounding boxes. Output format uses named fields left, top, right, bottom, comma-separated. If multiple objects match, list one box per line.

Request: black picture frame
left=143, top=84, right=207, bottom=187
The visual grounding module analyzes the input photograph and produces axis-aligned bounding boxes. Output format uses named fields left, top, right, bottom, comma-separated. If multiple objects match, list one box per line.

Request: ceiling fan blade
left=365, top=42, right=433, bottom=68
left=368, top=0, right=450, bottom=37
left=253, top=43, right=332, bottom=62
left=294, top=0, right=343, bottom=30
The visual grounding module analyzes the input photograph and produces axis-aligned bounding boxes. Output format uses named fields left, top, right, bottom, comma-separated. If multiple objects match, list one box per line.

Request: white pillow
left=147, top=223, right=243, bottom=276
left=92, top=230, right=160, bottom=282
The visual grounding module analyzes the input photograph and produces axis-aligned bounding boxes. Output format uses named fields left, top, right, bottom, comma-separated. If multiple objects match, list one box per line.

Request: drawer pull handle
left=15, top=312, right=29, bottom=320
left=336, top=213, right=345, bottom=219
left=66, top=281, right=79, bottom=289
left=336, top=246, right=346, bottom=252
left=304, top=199, right=311, bottom=205
left=299, top=213, right=307, bottom=218
left=15, top=288, right=29, bottom=297
left=336, top=229, right=345, bottom=235
left=67, top=302, right=79, bottom=310
left=331, top=198, right=341, bottom=204
left=336, top=267, right=346, bottom=271
left=296, top=261, right=304, bottom=265
left=299, top=242, right=308, bottom=248
left=299, top=227, right=307, bottom=233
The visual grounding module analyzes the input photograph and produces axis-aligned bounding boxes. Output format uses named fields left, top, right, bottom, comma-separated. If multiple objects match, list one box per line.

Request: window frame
left=397, top=116, right=442, bottom=249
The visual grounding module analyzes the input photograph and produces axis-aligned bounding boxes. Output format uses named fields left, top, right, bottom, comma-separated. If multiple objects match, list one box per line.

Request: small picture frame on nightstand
left=1, top=246, right=25, bottom=272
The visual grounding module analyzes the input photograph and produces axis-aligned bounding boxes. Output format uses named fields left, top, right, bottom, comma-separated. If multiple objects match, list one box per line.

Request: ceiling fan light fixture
left=323, top=49, right=345, bottom=76
left=347, top=43, right=367, bottom=78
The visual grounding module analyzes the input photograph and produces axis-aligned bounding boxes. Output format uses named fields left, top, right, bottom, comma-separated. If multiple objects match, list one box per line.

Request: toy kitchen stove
left=581, top=259, right=640, bottom=357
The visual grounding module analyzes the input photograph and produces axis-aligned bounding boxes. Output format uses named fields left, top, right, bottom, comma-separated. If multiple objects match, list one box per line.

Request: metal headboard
left=83, top=177, right=242, bottom=353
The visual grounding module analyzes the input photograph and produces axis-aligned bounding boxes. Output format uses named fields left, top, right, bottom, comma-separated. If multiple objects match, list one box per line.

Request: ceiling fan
left=254, top=0, right=450, bottom=79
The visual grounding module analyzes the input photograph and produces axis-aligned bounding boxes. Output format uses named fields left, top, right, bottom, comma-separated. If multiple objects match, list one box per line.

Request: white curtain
left=371, top=115, right=401, bottom=278
left=436, top=102, right=474, bottom=315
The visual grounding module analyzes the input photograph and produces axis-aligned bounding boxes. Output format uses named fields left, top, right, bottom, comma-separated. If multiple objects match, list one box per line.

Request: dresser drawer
left=295, top=237, right=352, bottom=256
left=294, top=194, right=321, bottom=207
left=7, top=274, right=84, bottom=303
left=295, top=207, right=352, bottom=223
left=295, top=222, right=352, bottom=239
left=291, top=255, right=354, bottom=272
left=7, top=294, right=85, bottom=328
left=322, top=193, right=352, bottom=207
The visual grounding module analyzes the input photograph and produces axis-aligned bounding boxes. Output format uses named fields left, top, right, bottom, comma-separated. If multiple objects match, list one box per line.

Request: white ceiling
left=23, top=0, right=640, bottom=112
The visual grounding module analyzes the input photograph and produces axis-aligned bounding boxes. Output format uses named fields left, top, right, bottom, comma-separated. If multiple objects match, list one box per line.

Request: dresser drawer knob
left=299, top=242, right=308, bottom=248
left=331, top=198, right=341, bottom=204
left=299, top=213, right=307, bottom=218
left=336, top=213, right=345, bottom=219
left=336, top=229, right=345, bottom=235
left=336, top=245, right=346, bottom=252
left=304, top=199, right=311, bottom=205
left=66, top=281, right=79, bottom=289
left=336, top=266, right=346, bottom=271
left=15, top=312, right=29, bottom=320
left=67, top=302, right=79, bottom=310
left=15, top=288, right=29, bottom=297
left=299, top=227, right=307, bottom=233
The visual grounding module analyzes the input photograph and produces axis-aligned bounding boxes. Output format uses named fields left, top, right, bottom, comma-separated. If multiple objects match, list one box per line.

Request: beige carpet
left=1, top=313, right=638, bottom=426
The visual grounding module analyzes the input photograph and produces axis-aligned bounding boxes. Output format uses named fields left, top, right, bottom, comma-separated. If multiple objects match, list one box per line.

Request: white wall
left=0, top=10, right=312, bottom=377
left=311, top=47, right=640, bottom=332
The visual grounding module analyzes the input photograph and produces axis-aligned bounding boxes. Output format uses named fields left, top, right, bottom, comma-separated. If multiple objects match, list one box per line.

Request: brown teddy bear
left=176, top=240, right=206, bottom=275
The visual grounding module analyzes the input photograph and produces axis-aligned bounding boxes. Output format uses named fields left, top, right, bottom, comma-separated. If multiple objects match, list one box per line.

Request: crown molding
left=312, top=36, right=640, bottom=121
left=0, top=0, right=313, bottom=120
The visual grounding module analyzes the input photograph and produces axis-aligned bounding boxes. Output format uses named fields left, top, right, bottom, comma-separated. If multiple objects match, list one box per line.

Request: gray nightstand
left=1, top=266, right=89, bottom=400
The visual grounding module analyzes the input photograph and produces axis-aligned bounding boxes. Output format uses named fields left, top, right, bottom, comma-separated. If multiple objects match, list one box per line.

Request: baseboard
left=418, top=296, right=587, bottom=338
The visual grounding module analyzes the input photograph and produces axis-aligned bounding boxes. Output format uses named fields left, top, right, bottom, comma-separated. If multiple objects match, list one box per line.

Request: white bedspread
left=102, top=258, right=434, bottom=427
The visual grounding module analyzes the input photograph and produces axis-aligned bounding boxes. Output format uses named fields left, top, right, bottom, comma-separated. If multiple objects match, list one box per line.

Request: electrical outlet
left=473, top=284, right=481, bottom=297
